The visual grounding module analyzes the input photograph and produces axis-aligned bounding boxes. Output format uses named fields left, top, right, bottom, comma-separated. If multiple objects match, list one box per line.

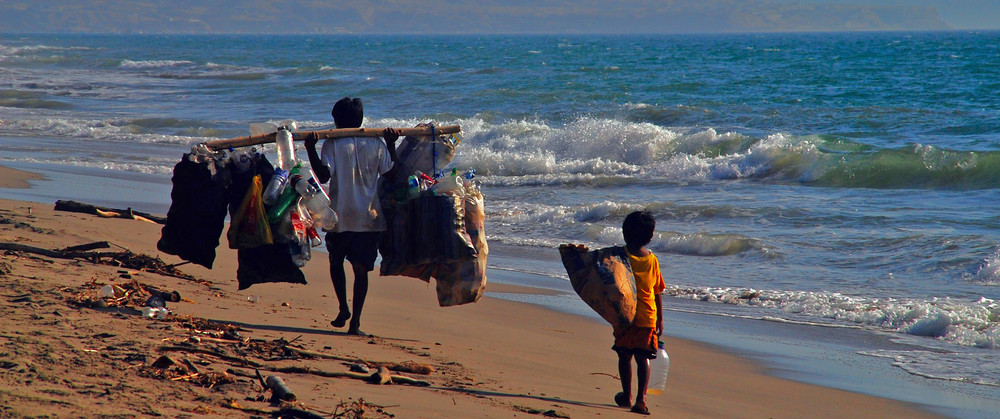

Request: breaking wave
left=665, top=286, right=1000, bottom=351
left=441, top=116, right=1000, bottom=190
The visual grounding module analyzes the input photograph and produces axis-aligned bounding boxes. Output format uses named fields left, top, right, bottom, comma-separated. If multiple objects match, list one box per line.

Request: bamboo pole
left=203, top=124, right=461, bottom=151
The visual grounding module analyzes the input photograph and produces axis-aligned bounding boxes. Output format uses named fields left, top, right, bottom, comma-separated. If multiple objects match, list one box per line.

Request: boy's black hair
left=331, top=97, right=364, bottom=128
left=623, top=211, right=655, bottom=247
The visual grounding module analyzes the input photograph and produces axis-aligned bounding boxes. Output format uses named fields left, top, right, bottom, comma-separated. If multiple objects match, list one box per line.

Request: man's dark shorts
left=325, top=231, right=380, bottom=272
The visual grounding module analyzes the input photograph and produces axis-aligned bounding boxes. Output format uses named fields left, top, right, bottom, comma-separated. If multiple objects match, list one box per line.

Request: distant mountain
left=0, top=0, right=950, bottom=34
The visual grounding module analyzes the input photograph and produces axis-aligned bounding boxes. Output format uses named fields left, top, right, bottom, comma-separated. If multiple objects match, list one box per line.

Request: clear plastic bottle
left=262, top=168, right=290, bottom=205
left=299, top=177, right=338, bottom=231
left=646, top=341, right=670, bottom=395
left=275, top=127, right=297, bottom=170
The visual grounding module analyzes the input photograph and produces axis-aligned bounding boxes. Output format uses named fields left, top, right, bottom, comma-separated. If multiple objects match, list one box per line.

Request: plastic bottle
left=646, top=341, right=670, bottom=395
left=275, top=127, right=297, bottom=170
left=266, top=175, right=303, bottom=222
left=407, top=175, right=420, bottom=199
left=295, top=177, right=337, bottom=231
left=262, top=168, right=290, bottom=205
left=288, top=210, right=311, bottom=267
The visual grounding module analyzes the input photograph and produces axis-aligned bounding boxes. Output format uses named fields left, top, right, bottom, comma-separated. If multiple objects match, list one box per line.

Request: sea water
left=2, top=32, right=999, bottom=415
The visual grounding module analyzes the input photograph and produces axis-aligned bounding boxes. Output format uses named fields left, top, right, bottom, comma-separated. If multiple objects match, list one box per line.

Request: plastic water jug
left=646, top=341, right=670, bottom=395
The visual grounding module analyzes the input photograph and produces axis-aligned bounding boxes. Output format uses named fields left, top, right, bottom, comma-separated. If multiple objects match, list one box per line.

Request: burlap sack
left=559, top=244, right=636, bottom=332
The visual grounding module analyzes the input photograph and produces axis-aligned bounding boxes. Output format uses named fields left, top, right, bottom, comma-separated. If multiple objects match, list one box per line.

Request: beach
left=0, top=165, right=949, bottom=418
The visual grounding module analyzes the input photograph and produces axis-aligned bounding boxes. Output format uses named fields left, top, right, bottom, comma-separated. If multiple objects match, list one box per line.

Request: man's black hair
left=331, top=97, right=364, bottom=128
left=623, top=211, right=655, bottom=247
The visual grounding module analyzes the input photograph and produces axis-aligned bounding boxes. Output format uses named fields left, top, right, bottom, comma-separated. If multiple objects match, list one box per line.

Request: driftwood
left=284, top=346, right=433, bottom=375
left=60, top=241, right=111, bottom=252
left=0, top=241, right=196, bottom=281
left=269, top=365, right=430, bottom=387
left=54, top=200, right=167, bottom=224
left=0, top=242, right=122, bottom=260
left=203, top=125, right=461, bottom=151
left=158, top=345, right=264, bottom=368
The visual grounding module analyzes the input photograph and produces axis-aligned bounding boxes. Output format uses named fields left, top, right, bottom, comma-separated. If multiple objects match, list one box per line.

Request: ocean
left=2, top=32, right=999, bottom=417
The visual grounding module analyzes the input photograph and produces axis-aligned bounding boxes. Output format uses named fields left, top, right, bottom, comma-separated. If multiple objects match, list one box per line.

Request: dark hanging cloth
left=227, top=155, right=306, bottom=290
left=157, top=154, right=232, bottom=269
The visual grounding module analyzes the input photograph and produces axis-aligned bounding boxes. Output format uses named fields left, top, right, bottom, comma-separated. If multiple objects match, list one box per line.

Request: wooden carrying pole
left=203, top=125, right=461, bottom=151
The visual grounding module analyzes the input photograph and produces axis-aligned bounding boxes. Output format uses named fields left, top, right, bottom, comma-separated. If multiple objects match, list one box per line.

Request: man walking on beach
left=305, top=97, right=400, bottom=336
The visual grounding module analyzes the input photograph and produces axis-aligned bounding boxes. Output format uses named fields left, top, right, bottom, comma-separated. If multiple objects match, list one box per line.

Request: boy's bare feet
left=630, top=401, right=650, bottom=415
left=614, top=391, right=631, bottom=408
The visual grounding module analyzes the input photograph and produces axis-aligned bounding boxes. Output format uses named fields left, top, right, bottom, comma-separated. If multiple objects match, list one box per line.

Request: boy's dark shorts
left=612, top=326, right=658, bottom=360
left=325, top=231, right=380, bottom=272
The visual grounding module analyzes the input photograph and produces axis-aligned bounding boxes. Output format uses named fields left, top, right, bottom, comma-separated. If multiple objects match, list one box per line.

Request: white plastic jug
left=646, top=341, right=669, bottom=395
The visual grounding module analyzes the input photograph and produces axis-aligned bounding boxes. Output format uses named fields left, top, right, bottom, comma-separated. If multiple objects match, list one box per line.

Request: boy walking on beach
left=614, top=211, right=665, bottom=415
left=305, top=97, right=400, bottom=336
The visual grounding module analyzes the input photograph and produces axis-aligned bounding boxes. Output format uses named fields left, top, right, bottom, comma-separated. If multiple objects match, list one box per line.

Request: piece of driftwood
left=269, top=365, right=430, bottom=387
left=283, top=346, right=433, bottom=375
left=0, top=242, right=196, bottom=281
left=158, top=345, right=264, bottom=368
left=54, top=200, right=167, bottom=225
left=203, top=125, right=461, bottom=151
left=265, top=375, right=297, bottom=402
left=0, top=242, right=121, bottom=260
left=60, top=241, right=111, bottom=252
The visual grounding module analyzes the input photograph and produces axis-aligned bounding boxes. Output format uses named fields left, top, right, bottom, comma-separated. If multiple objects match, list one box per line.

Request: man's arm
left=381, top=128, right=401, bottom=182
left=304, top=132, right=330, bottom=184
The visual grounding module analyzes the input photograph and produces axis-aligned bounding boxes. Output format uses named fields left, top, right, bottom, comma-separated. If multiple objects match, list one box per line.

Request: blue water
left=2, top=32, right=999, bottom=413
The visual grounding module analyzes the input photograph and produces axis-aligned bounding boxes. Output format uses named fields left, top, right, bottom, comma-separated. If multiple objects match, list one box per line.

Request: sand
left=0, top=165, right=947, bottom=418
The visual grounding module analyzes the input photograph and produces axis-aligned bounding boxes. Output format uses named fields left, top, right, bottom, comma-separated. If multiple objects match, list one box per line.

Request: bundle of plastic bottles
left=257, top=124, right=338, bottom=267
left=405, top=167, right=477, bottom=201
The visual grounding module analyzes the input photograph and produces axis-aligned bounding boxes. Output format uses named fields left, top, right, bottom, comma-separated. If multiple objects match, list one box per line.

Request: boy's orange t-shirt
left=626, top=250, right=665, bottom=328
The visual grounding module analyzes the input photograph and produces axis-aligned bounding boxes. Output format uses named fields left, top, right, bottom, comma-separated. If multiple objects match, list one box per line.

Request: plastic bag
left=432, top=183, right=489, bottom=306
left=227, top=175, right=274, bottom=249
left=394, top=123, right=457, bottom=181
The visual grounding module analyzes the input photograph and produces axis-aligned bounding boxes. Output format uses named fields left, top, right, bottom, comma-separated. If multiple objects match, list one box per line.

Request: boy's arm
left=305, top=133, right=330, bottom=184
left=655, top=293, right=664, bottom=336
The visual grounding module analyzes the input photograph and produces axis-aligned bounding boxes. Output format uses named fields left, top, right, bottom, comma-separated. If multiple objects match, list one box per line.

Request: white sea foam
left=965, top=249, right=1000, bottom=286
left=861, top=349, right=1000, bottom=387
left=666, top=285, right=1000, bottom=350
left=0, top=117, right=205, bottom=146
left=120, top=59, right=195, bottom=69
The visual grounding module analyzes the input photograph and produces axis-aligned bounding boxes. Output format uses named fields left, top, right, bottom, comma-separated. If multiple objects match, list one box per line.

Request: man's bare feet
left=330, top=311, right=351, bottom=328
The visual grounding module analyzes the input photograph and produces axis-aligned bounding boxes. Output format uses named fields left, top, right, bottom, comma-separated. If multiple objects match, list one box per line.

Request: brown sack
left=559, top=244, right=636, bottom=331
left=433, top=186, right=488, bottom=306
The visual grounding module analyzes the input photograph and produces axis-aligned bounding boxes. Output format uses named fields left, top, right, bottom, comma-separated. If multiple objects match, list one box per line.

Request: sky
left=0, top=0, right=997, bottom=34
